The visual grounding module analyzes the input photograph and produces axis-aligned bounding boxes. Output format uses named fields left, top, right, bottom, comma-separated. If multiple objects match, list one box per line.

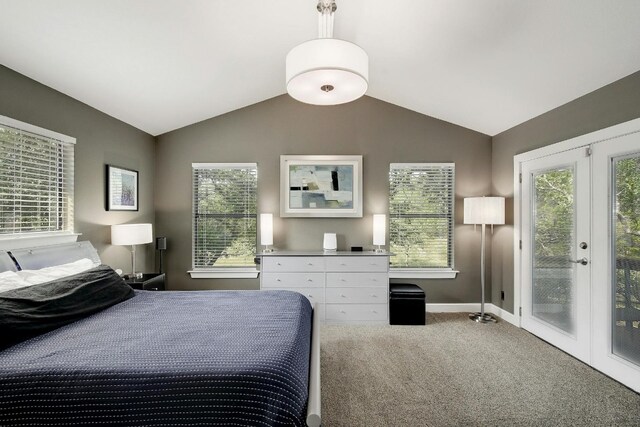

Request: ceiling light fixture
left=286, top=0, right=368, bottom=105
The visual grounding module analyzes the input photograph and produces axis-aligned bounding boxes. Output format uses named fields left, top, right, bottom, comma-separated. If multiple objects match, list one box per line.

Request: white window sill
left=0, top=232, right=80, bottom=251
left=390, top=269, right=459, bottom=279
left=188, top=268, right=259, bottom=279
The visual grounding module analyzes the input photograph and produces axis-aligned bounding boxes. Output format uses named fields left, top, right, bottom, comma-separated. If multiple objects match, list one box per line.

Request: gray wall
left=156, top=95, right=493, bottom=303
left=491, top=70, right=640, bottom=313
left=0, top=65, right=157, bottom=273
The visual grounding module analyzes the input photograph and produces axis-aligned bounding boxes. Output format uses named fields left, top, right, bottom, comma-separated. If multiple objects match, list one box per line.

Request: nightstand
left=125, top=273, right=165, bottom=291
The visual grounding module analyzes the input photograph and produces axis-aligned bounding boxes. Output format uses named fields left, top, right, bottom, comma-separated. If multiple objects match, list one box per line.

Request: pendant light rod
left=317, top=0, right=336, bottom=38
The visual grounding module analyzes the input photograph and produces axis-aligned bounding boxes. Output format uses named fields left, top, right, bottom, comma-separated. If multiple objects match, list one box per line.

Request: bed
left=0, top=242, right=321, bottom=427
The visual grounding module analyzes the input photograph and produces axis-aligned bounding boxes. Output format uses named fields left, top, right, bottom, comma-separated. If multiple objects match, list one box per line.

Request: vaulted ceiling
left=1, top=0, right=639, bottom=136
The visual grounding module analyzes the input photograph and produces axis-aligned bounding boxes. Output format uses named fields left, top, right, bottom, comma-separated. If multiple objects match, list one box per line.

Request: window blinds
left=389, top=163, right=455, bottom=269
left=0, top=121, right=74, bottom=235
left=192, top=163, right=257, bottom=269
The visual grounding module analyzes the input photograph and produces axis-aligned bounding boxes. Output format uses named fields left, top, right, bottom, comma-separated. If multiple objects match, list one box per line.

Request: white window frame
left=389, top=163, right=458, bottom=279
left=0, top=115, right=78, bottom=250
left=188, top=163, right=258, bottom=279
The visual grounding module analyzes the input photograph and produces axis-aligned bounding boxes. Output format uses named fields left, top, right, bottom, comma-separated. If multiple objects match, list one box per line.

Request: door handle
left=574, top=257, right=588, bottom=265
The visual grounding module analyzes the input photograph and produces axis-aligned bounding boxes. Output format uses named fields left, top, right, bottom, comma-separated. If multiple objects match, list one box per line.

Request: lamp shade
left=260, top=213, right=273, bottom=246
left=111, top=223, right=153, bottom=246
left=286, top=38, right=368, bottom=105
left=373, top=214, right=386, bottom=246
left=464, top=197, right=505, bottom=225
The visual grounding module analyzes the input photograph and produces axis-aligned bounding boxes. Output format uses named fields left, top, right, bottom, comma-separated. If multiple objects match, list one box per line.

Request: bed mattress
left=0, top=289, right=312, bottom=426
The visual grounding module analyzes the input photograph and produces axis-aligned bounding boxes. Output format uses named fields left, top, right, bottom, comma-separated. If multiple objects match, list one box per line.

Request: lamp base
left=469, top=312, right=497, bottom=323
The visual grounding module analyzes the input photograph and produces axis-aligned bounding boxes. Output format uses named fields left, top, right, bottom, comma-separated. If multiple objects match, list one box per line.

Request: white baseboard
left=426, top=303, right=520, bottom=327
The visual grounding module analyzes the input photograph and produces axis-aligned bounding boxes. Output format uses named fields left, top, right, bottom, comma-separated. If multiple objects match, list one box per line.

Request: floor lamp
left=464, top=196, right=505, bottom=323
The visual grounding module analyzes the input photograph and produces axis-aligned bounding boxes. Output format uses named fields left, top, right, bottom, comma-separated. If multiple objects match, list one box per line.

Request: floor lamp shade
left=260, top=214, right=273, bottom=246
left=464, top=197, right=505, bottom=225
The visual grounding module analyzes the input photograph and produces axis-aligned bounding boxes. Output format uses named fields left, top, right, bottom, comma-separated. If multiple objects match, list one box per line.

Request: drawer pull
left=306, top=278, right=313, bottom=282
left=277, top=262, right=282, bottom=265
left=340, top=294, right=346, bottom=298
left=371, top=294, right=377, bottom=298
left=340, top=263, right=347, bottom=266
left=276, top=278, right=281, bottom=282
left=307, top=294, right=313, bottom=298
left=307, top=263, right=313, bottom=266
left=341, top=278, right=346, bottom=282
left=340, top=310, right=346, bottom=314
left=372, top=278, right=377, bottom=282
left=372, top=310, right=378, bottom=313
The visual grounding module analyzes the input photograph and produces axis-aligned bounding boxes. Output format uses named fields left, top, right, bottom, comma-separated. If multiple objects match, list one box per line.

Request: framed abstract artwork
left=280, top=155, right=363, bottom=217
left=106, top=165, right=138, bottom=211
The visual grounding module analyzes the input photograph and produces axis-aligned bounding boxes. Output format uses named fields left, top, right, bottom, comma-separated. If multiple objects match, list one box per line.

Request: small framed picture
left=106, top=165, right=138, bottom=211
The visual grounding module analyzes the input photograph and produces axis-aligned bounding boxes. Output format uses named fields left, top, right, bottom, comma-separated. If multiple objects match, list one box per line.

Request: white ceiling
left=1, top=0, right=639, bottom=136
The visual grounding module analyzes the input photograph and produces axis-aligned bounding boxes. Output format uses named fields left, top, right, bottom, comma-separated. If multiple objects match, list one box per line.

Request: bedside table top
left=124, top=273, right=165, bottom=291
left=125, top=273, right=164, bottom=283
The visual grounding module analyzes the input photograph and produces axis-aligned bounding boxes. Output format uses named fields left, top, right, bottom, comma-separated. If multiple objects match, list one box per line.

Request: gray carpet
left=320, top=313, right=640, bottom=426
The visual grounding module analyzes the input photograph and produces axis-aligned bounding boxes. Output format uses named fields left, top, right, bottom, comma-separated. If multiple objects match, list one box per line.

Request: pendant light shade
left=286, top=38, right=368, bottom=105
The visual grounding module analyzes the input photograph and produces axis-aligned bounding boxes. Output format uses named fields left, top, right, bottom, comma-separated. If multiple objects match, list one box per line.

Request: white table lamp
left=464, top=197, right=505, bottom=323
left=111, top=223, right=153, bottom=279
left=260, top=213, right=274, bottom=253
left=373, top=214, right=386, bottom=252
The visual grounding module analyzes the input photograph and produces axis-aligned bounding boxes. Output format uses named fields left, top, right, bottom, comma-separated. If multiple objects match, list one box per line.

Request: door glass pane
left=612, top=154, right=640, bottom=366
left=532, top=166, right=576, bottom=335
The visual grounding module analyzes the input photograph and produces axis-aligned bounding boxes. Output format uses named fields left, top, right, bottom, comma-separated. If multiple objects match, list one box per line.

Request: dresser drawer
left=325, top=256, right=388, bottom=272
left=326, top=304, right=388, bottom=321
left=326, top=272, right=388, bottom=287
left=326, top=287, right=386, bottom=304
left=265, top=288, right=325, bottom=305
left=262, top=257, right=325, bottom=272
left=261, top=272, right=325, bottom=288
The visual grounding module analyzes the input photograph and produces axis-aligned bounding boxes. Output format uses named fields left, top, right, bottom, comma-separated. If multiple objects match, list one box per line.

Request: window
left=0, top=115, right=75, bottom=239
left=190, top=163, right=258, bottom=278
left=389, top=163, right=456, bottom=278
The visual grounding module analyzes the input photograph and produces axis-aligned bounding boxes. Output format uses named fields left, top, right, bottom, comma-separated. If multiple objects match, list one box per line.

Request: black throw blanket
left=0, top=265, right=134, bottom=349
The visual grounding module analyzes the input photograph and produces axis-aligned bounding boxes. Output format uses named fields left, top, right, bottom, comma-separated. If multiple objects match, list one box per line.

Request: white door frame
left=514, top=117, right=640, bottom=328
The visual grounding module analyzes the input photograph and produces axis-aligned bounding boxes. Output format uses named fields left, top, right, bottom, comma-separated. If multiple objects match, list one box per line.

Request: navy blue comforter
left=0, top=290, right=312, bottom=426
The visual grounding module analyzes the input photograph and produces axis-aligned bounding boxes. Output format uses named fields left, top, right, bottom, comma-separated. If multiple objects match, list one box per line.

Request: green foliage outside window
left=614, top=157, right=640, bottom=317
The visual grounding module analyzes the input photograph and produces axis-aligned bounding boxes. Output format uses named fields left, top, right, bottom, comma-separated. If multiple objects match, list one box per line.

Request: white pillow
left=16, top=258, right=98, bottom=285
left=0, top=271, right=33, bottom=293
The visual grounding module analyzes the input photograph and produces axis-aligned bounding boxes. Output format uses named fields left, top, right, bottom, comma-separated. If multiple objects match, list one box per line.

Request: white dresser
left=259, top=251, right=390, bottom=324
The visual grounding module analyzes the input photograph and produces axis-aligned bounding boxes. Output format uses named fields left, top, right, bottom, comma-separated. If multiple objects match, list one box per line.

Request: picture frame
left=280, top=155, right=363, bottom=217
left=106, top=164, right=139, bottom=211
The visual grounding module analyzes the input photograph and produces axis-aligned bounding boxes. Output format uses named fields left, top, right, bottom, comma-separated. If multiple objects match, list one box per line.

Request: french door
left=521, top=147, right=591, bottom=363
left=591, top=132, right=640, bottom=392
left=518, top=119, right=640, bottom=392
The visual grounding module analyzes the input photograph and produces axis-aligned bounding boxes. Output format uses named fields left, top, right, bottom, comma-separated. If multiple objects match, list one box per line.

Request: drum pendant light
left=286, top=0, right=368, bottom=105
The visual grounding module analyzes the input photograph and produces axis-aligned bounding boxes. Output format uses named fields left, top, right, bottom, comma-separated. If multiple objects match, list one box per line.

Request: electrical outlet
left=501, top=291, right=505, bottom=300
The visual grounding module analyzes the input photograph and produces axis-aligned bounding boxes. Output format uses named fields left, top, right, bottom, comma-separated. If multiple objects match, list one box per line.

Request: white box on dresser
left=258, top=251, right=390, bottom=324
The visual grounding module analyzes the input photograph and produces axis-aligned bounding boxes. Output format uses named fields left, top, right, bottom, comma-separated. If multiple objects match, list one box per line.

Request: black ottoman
left=389, top=283, right=426, bottom=325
